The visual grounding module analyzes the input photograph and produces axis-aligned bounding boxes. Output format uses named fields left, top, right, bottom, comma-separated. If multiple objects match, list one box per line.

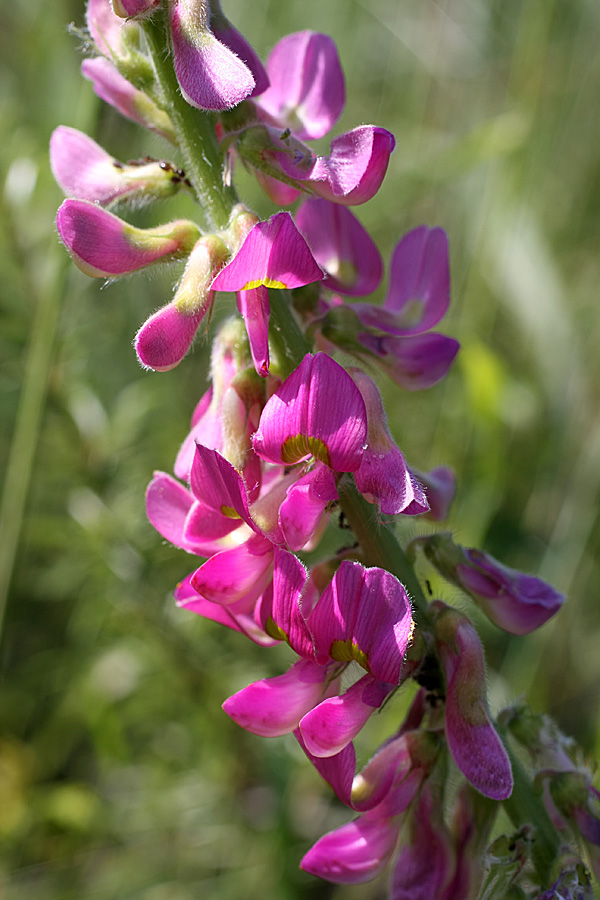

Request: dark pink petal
left=189, top=444, right=257, bottom=532
left=254, top=170, right=302, bottom=206
left=267, top=547, right=315, bottom=658
left=135, top=303, right=206, bottom=371
left=358, top=331, right=460, bottom=390
left=210, top=4, right=269, bottom=97
left=301, top=814, right=401, bottom=885
left=56, top=199, right=199, bottom=277
left=295, top=199, right=383, bottom=296
left=434, top=604, right=513, bottom=800
left=176, top=571, right=278, bottom=646
left=169, top=0, right=255, bottom=111
left=211, top=212, right=323, bottom=292
left=190, top=532, right=273, bottom=605
left=275, top=126, right=395, bottom=206
left=257, top=31, right=345, bottom=140
left=182, top=499, right=245, bottom=549
left=253, top=353, right=367, bottom=472
left=222, top=657, right=335, bottom=737
left=355, top=227, right=450, bottom=335
left=236, top=287, right=270, bottom=377
left=81, top=58, right=175, bottom=141
left=300, top=675, right=394, bottom=757
left=456, top=548, right=566, bottom=635
left=309, top=562, right=413, bottom=684
left=279, top=463, right=337, bottom=551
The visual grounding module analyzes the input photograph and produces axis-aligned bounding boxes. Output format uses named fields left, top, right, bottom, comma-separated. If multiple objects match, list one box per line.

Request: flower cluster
left=51, top=2, right=591, bottom=897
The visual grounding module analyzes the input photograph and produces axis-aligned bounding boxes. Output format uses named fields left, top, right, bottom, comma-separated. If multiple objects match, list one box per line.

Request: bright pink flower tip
left=135, top=303, right=205, bottom=371
left=252, top=353, right=367, bottom=472
left=257, top=31, right=345, bottom=141
left=301, top=815, right=401, bottom=884
left=212, top=212, right=323, bottom=293
left=309, top=562, right=413, bottom=684
left=169, top=0, right=255, bottom=111
left=295, top=199, right=383, bottom=296
left=222, top=658, right=332, bottom=737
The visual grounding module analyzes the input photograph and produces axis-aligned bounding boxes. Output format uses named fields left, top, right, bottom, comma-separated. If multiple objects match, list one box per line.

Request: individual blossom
left=416, top=532, right=566, bottom=635
left=56, top=199, right=200, bottom=277
left=433, top=602, right=513, bottom=801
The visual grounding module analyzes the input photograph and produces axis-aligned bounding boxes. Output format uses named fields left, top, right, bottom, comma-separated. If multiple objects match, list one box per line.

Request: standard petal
left=295, top=199, right=383, bottom=296
left=211, top=212, right=323, bottom=292
left=257, top=31, right=345, bottom=140
left=253, top=353, right=367, bottom=472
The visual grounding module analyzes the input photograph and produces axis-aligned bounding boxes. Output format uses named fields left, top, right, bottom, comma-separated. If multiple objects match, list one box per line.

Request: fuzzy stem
left=142, top=10, right=237, bottom=231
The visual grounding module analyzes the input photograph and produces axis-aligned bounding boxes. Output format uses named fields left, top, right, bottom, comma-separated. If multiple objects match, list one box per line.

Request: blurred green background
left=1, top=0, right=599, bottom=897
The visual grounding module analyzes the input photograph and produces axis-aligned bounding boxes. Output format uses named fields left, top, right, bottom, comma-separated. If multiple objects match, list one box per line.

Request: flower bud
left=433, top=603, right=513, bottom=800
left=50, top=127, right=184, bottom=206
left=420, top=533, right=565, bottom=635
left=56, top=200, right=200, bottom=278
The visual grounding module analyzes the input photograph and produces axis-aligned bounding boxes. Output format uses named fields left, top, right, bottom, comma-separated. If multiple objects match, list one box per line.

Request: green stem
left=337, top=476, right=431, bottom=627
left=142, top=10, right=237, bottom=231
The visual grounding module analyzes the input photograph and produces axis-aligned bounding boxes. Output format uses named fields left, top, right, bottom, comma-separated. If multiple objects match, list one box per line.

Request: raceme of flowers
left=51, top=2, right=595, bottom=897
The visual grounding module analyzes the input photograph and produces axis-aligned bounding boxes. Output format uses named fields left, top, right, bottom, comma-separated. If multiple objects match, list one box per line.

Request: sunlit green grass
left=1, top=1, right=599, bottom=897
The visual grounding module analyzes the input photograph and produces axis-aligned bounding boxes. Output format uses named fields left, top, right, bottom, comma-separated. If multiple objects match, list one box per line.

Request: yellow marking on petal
left=241, top=277, right=287, bottom=290
left=220, top=505, right=241, bottom=519
left=265, top=617, right=287, bottom=643
left=281, top=434, right=332, bottom=467
left=330, top=639, right=370, bottom=673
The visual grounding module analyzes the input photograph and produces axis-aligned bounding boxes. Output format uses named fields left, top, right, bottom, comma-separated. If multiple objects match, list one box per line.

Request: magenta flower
left=433, top=603, right=513, bottom=800
left=253, top=353, right=367, bottom=472
left=169, top=0, right=256, bottom=111
left=56, top=200, right=200, bottom=277
left=353, top=226, right=451, bottom=335
left=256, top=31, right=345, bottom=141
left=295, top=198, right=383, bottom=296
left=357, top=330, right=460, bottom=390
left=81, top=58, right=175, bottom=141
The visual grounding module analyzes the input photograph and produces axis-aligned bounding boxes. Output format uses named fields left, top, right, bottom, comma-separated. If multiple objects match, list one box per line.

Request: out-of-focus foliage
left=1, top=0, right=599, bottom=897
